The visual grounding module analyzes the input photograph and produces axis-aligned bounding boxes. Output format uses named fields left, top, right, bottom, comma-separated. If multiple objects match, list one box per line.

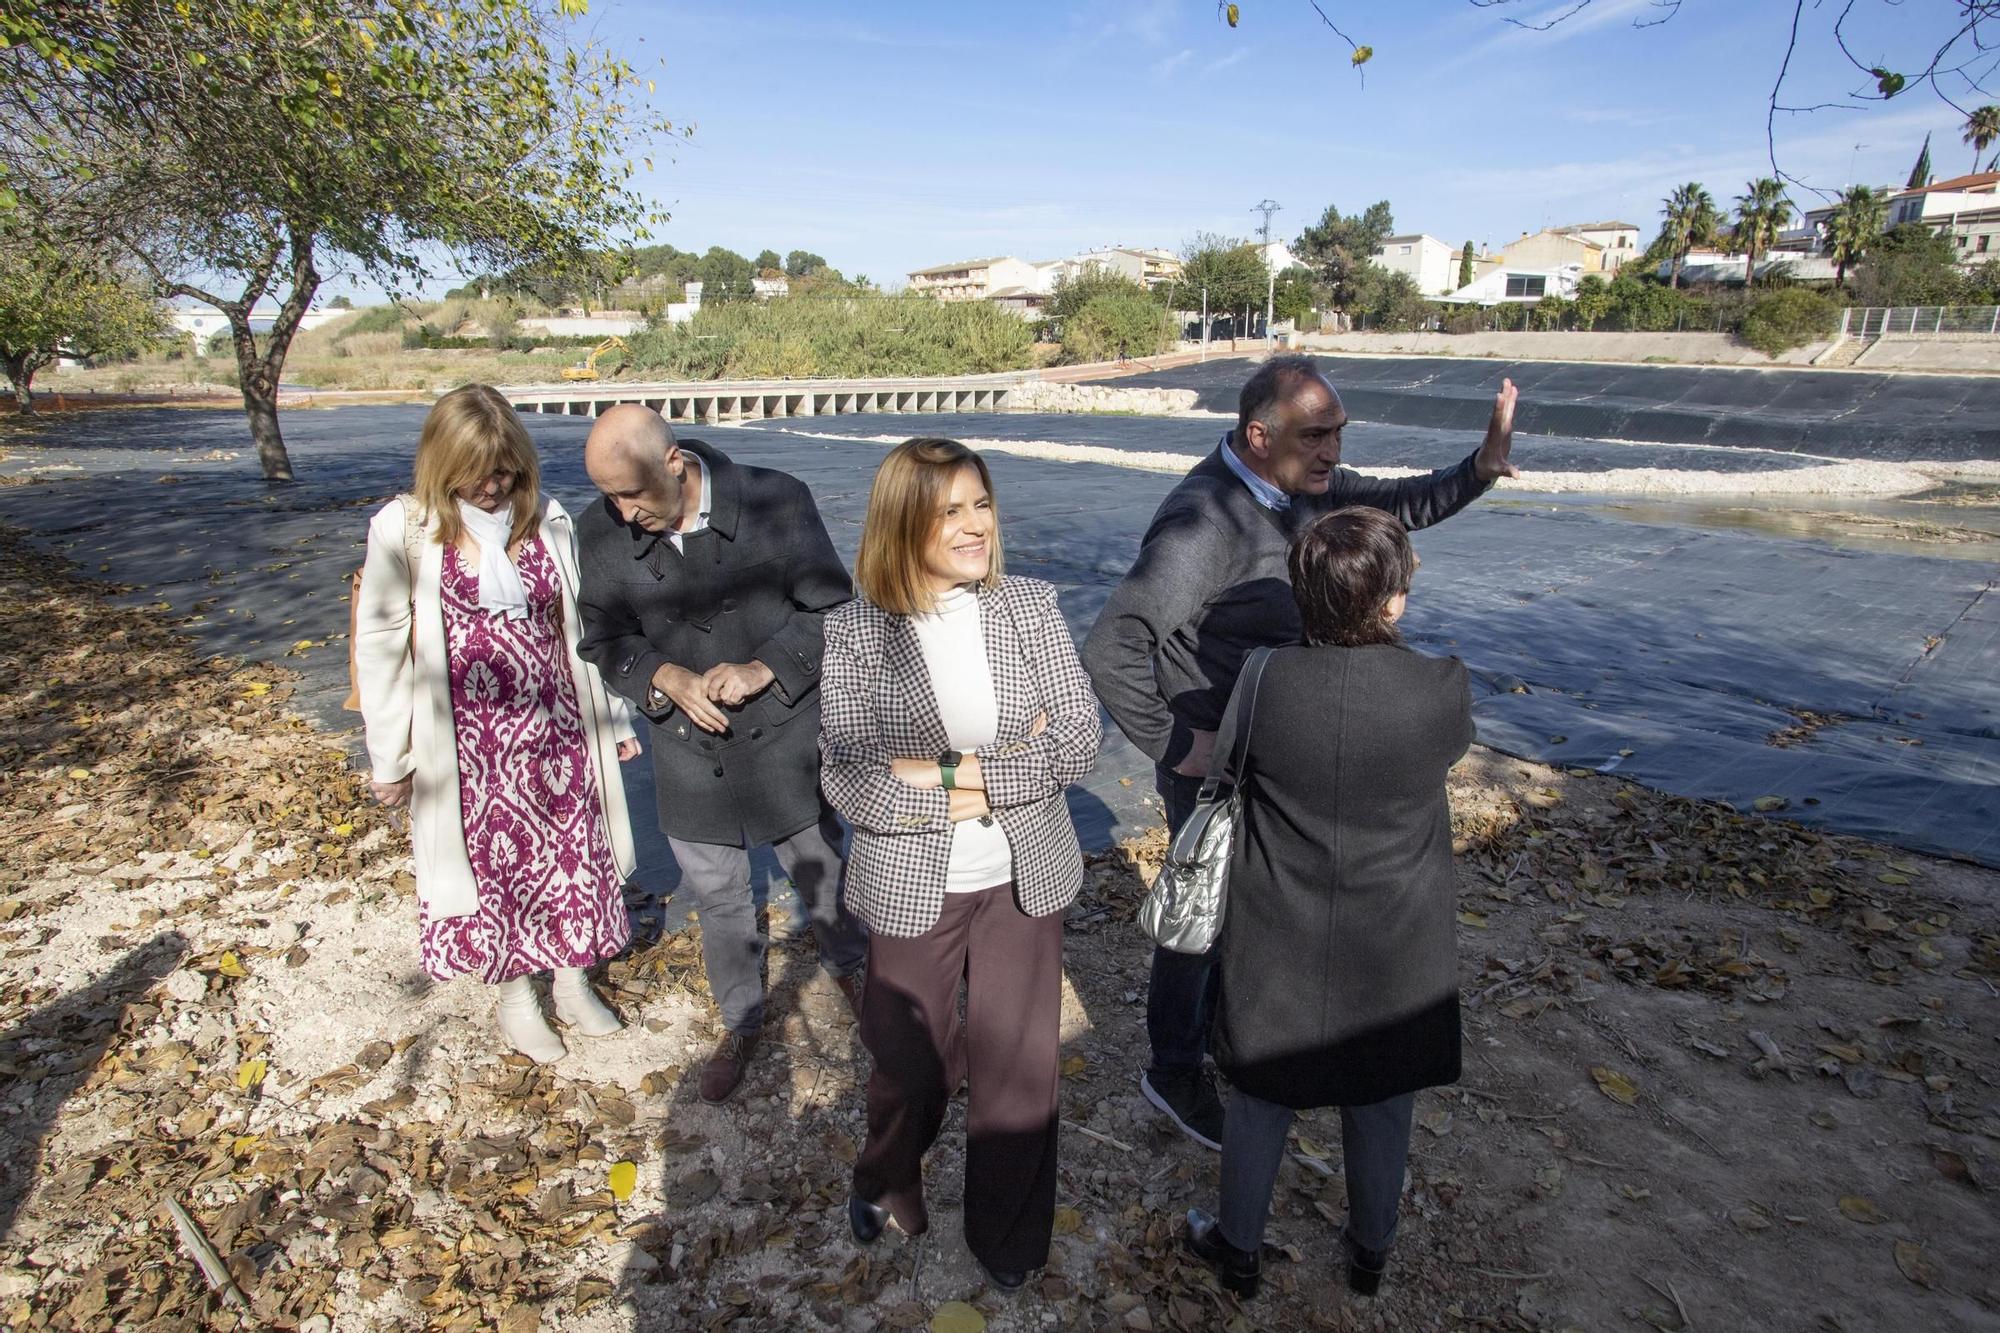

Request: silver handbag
left=1139, top=648, right=1273, bottom=954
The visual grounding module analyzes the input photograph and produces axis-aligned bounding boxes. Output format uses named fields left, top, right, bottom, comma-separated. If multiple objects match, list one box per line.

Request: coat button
left=712, top=764, right=724, bottom=777
left=750, top=727, right=763, bottom=740
left=700, top=738, right=714, bottom=751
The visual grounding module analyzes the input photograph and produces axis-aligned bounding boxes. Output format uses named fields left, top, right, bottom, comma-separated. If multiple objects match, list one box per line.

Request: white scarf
left=455, top=500, right=531, bottom=620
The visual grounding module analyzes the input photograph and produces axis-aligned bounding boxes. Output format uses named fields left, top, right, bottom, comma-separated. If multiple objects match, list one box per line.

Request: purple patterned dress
left=419, top=537, right=632, bottom=983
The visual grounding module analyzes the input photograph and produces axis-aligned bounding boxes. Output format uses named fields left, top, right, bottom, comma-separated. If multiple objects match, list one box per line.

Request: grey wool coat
left=1213, top=642, right=1473, bottom=1110
left=576, top=438, right=853, bottom=846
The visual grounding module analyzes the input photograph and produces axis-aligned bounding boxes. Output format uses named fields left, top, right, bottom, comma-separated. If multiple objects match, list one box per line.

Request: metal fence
left=1840, top=306, right=2000, bottom=338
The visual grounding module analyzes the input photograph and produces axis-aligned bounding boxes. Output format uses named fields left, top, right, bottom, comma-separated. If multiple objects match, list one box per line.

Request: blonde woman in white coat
left=356, top=384, right=641, bottom=1062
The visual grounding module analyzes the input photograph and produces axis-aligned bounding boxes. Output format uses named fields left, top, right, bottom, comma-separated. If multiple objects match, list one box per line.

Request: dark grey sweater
left=1081, top=439, right=1489, bottom=770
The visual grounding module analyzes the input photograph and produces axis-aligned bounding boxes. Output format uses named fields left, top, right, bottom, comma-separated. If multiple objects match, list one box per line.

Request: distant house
left=1433, top=263, right=1585, bottom=306
left=1371, top=234, right=1458, bottom=295
left=1886, top=171, right=2000, bottom=265
left=1498, top=228, right=1607, bottom=274
left=906, top=256, right=1044, bottom=301
left=986, top=286, right=1050, bottom=319
left=1553, top=220, right=1642, bottom=270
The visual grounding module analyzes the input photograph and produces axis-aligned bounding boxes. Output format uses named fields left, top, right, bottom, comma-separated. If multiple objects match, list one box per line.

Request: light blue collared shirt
left=1218, top=432, right=1290, bottom=512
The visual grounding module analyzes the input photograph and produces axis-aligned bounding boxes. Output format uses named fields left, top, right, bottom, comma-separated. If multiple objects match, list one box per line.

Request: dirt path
left=3, top=526, right=1996, bottom=1332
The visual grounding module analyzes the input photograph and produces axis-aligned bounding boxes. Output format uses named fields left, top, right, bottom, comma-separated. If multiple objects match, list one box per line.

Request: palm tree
left=1827, top=185, right=1887, bottom=286
left=1660, top=182, right=1719, bottom=288
left=1733, top=177, right=1792, bottom=284
left=1964, top=105, right=2000, bottom=175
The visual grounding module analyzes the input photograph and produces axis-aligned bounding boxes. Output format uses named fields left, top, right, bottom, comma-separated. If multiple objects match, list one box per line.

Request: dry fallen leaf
left=931, top=1303, right=986, bottom=1333
left=235, top=1058, right=267, bottom=1090
left=608, top=1161, right=636, bottom=1202
left=1051, top=1205, right=1082, bottom=1235
left=1591, top=1066, right=1640, bottom=1106
left=1837, top=1195, right=1886, bottom=1224
left=1893, top=1239, right=1938, bottom=1287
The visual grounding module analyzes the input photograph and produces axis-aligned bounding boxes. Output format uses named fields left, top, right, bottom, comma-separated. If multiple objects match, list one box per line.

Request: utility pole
left=1252, top=198, right=1281, bottom=351
left=1200, top=285, right=1209, bottom=362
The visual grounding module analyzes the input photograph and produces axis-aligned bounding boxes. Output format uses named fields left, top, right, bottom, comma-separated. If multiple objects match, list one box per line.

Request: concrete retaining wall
left=1297, top=330, right=1827, bottom=367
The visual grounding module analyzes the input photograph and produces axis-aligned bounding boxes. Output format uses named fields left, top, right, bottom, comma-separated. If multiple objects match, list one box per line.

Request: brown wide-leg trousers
left=852, top=882, right=1063, bottom=1274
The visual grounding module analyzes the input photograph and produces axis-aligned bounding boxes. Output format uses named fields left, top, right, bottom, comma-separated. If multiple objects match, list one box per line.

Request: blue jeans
left=1146, top=764, right=1217, bottom=1076
left=1219, top=1088, right=1417, bottom=1253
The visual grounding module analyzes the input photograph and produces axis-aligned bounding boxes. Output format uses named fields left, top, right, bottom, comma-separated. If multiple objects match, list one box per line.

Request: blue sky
left=356, top=0, right=1992, bottom=301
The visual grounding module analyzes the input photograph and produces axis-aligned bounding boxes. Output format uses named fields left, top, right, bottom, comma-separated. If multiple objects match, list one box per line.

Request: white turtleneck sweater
left=907, top=586, right=1015, bottom=893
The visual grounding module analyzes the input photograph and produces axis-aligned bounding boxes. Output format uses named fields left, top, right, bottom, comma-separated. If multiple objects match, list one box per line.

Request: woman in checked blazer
left=819, top=438, right=1102, bottom=1291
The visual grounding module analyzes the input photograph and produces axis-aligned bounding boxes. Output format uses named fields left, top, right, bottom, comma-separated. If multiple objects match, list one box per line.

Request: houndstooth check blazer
left=820, top=576, right=1103, bottom=939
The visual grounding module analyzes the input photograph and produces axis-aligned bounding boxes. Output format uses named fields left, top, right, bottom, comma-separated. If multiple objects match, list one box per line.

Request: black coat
left=1213, top=642, right=1473, bottom=1110
left=576, top=438, right=853, bottom=846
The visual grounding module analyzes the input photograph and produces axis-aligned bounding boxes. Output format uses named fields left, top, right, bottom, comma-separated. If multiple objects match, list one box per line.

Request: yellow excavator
left=560, top=335, right=628, bottom=382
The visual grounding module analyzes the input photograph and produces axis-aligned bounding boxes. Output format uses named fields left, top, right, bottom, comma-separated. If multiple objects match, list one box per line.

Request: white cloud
left=1152, top=48, right=1194, bottom=79
left=1204, top=48, right=1250, bottom=75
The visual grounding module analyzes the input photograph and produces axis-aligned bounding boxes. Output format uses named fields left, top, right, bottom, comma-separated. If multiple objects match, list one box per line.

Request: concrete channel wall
left=501, top=372, right=1031, bottom=422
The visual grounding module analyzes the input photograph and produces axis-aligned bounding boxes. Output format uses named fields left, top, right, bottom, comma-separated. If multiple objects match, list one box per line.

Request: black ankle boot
left=1343, top=1230, right=1389, bottom=1296
left=847, top=1194, right=887, bottom=1245
left=1184, top=1208, right=1261, bottom=1298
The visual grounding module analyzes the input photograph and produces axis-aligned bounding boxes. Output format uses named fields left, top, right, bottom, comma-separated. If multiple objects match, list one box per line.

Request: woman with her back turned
left=1183, top=505, right=1471, bottom=1300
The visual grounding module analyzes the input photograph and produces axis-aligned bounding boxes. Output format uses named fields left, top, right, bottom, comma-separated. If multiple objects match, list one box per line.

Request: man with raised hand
left=577, top=405, right=867, bottom=1104
left=1082, top=354, right=1519, bottom=1150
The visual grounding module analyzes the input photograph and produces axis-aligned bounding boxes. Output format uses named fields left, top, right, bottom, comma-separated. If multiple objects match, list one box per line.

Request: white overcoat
left=354, top=494, right=637, bottom=920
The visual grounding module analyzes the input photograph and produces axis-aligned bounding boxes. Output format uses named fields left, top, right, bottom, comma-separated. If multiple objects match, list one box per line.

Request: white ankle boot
left=494, top=976, right=566, bottom=1063
left=552, top=967, right=623, bottom=1037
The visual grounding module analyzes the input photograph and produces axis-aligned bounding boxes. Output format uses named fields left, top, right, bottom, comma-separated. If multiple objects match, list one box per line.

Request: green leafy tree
left=1827, top=184, right=1888, bottom=284
left=1167, top=234, right=1266, bottom=327
left=0, top=0, right=675, bottom=480
left=753, top=248, right=782, bottom=276
left=1042, top=266, right=1160, bottom=340
left=1572, top=273, right=1613, bottom=330
left=0, top=225, right=168, bottom=412
left=1660, top=183, right=1720, bottom=288
left=1294, top=200, right=1395, bottom=311
left=784, top=249, right=828, bottom=278
left=1964, top=105, right=2000, bottom=175
left=1849, top=222, right=1969, bottom=305
left=694, top=247, right=757, bottom=304
left=1732, top=177, right=1792, bottom=284
left=327, top=295, right=354, bottom=310
left=1906, top=133, right=1933, bottom=189
left=1060, top=292, right=1176, bottom=364
left=1270, top=266, right=1320, bottom=327
left=1458, top=241, right=1475, bottom=290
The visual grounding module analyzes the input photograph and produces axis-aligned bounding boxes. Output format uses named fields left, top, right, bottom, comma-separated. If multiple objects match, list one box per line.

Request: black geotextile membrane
left=1102, top=355, right=2000, bottom=462
left=3, top=405, right=1993, bottom=872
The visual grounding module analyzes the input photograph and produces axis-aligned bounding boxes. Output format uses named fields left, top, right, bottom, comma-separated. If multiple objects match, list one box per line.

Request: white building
left=1433, top=263, right=1585, bottom=306
left=906, top=256, right=1045, bottom=301
left=1886, top=171, right=2000, bottom=265
left=1372, top=234, right=1459, bottom=295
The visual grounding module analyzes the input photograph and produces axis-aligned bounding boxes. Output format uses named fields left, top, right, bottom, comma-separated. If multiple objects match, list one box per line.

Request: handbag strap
left=1197, top=646, right=1274, bottom=800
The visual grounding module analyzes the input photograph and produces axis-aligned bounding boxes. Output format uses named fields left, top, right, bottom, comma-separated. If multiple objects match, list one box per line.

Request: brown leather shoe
left=698, top=1029, right=759, bottom=1104
left=834, top=971, right=865, bottom=1018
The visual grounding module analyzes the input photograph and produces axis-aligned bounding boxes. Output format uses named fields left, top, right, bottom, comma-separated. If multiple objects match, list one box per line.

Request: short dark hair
left=1288, top=507, right=1415, bottom=647
left=1236, top=353, right=1330, bottom=440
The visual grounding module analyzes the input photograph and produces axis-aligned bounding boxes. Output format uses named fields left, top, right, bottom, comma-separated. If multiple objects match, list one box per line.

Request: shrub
left=623, top=295, right=1037, bottom=380
left=1058, top=293, right=1176, bottom=363
left=341, top=304, right=410, bottom=337
left=1738, top=289, right=1840, bottom=357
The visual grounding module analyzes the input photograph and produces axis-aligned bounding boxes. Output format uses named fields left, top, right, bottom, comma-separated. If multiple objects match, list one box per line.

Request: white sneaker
left=494, top=977, right=567, bottom=1062
left=551, top=968, right=623, bottom=1037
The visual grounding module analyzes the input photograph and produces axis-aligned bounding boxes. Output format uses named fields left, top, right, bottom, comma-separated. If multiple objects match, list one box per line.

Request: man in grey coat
left=577, top=405, right=867, bottom=1104
left=1081, top=354, right=1518, bottom=1150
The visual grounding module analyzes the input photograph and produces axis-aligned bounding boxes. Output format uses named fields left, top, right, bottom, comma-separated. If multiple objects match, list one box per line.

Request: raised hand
left=1473, top=377, right=1520, bottom=482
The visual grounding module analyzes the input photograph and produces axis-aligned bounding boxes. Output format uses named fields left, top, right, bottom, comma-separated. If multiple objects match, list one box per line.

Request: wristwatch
left=938, top=748, right=963, bottom=791
left=646, top=684, right=670, bottom=714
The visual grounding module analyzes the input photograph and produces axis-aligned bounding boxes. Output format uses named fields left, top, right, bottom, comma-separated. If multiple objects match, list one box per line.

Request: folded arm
left=978, top=583, right=1103, bottom=808
left=818, top=614, right=952, bottom=836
